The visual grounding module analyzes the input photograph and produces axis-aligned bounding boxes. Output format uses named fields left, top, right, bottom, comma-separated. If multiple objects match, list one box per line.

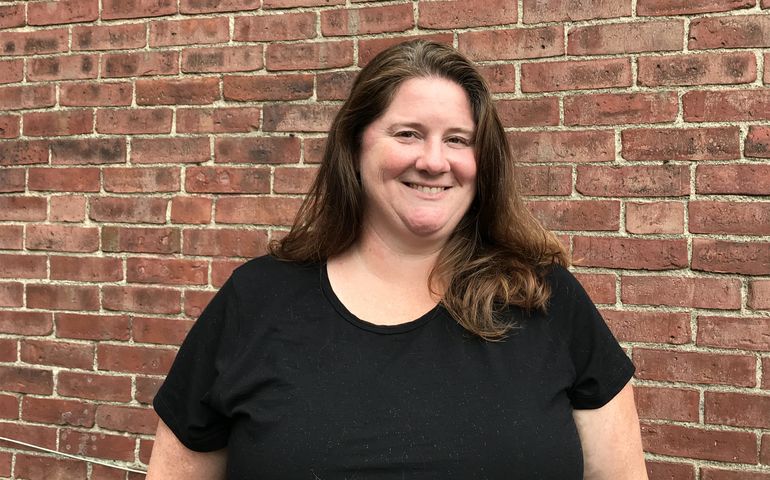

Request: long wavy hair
left=271, top=40, right=568, bottom=340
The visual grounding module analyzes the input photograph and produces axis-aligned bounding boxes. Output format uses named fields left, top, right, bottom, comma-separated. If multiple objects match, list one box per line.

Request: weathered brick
left=0, top=283, right=22, bottom=307
left=102, top=285, right=182, bottom=314
left=0, top=196, right=47, bottom=221
left=749, top=280, right=770, bottom=310
left=136, top=77, right=219, bottom=105
left=576, top=165, right=689, bottom=197
left=522, top=58, right=632, bottom=92
left=264, top=0, right=343, bottom=6
left=515, top=165, right=571, bottom=196
left=507, top=130, right=615, bottom=163
left=96, top=108, right=173, bottom=135
left=132, top=316, right=194, bottom=346
left=458, top=26, right=563, bottom=61
left=497, top=98, right=560, bottom=128
left=637, top=0, right=754, bottom=15
left=689, top=15, right=770, bottom=49
left=358, top=33, right=452, bottom=65
left=689, top=201, right=770, bottom=235
left=622, top=127, right=740, bottom=161
left=23, top=110, right=93, bottom=137
left=14, top=454, right=86, bottom=479
left=183, top=228, right=268, bottom=257
left=0, top=225, right=22, bottom=249
left=102, top=226, right=180, bottom=254
left=625, top=202, right=684, bottom=234
left=131, top=137, right=209, bottom=164
left=696, top=163, right=770, bottom=194
left=602, top=310, right=691, bottom=345
left=171, top=197, right=212, bottom=224
left=181, top=0, right=259, bottom=13
left=59, top=429, right=136, bottom=462
left=224, top=74, right=313, bottom=101
left=0, top=169, right=25, bottom=192
left=698, top=315, right=770, bottom=351
left=0, top=4, right=24, bottom=29
left=0, top=140, right=49, bottom=166
left=266, top=41, right=354, bottom=70
left=638, top=52, right=756, bottom=87
left=0, top=311, right=52, bottom=336
left=419, top=0, right=516, bottom=28
left=273, top=167, right=319, bottom=194
left=684, top=90, right=770, bottom=122
left=50, top=256, right=123, bottom=282
left=304, top=137, right=327, bottom=164
left=28, top=0, right=98, bottom=26
left=20, top=339, right=94, bottom=370
left=185, top=166, right=270, bottom=194
left=215, top=196, right=304, bottom=226
left=634, top=386, right=699, bottom=421
left=73, top=24, right=146, bottom=51
left=51, top=138, right=126, bottom=165
left=26, top=225, right=99, bottom=252
left=27, top=284, right=100, bottom=311
left=263, top=104, right=339, bottom=132
left=0, top=59, right=23, bottom=84
left=622, top=275, right=742, bottom=310
left=96, top=405, right=158, bottom=435
left=705, top=392, right=770, bottom=429
left=574, top=237, right=687, bottom=270
left=102, top=51, right=179, bottom=78
left=103, top=167, right=181, bottom=193
left=177, top=107, right=261, bottom=134
left=60, top=81, right=132, bottom=107
left=317, top=71, right=356, bottom=100
left=23, top=394, right=95, bottom=426
left=635, top=349, right=755, bottom=387
left=568, top=20, right=683, bottom=55
left=522, top=0, right=631, bottom=23
left=28, top=167, right=100, bottom=192
left=27, top=54, right=98, bottom=82
left=693, top=239, right=770, bottom=275
left=0, top=254, right=46, bottom=278
left=212, top=259, right=244, bottom=287
left=0, top=366, right=53, bottom=395
left=324, top=4, right=413, bottom=35
left=0, top=114, right=19, bottom=139
left=565, top=92, right=677, bottom=126
left=57, top=371, right=131, bottom=402
left=0, top=85, right=55, bottom=111
left=235, top=12, right=316, bottom=41
left=97, top=344, right=176, bottom=375
left=746, top=126, right=770, bottom=159
left=182, top=46, right=263, bottom=73
left=55, top=313, right=130, bottom=341
left=641, top=423, right=756, bottom=463
left=102, top=0, right=177, bottom=20
left=702, top=470, right=770, bottom=480
left=527, top=200, right=620, bottom=231
left=572, top=273, right=615, bottom=304
left=126, top=257, right=208, bottom=285
left=184, top=289, right=217, bottom=318
left=135, top=377, right=164, bottom=404
left=0, top=28, right=68, bottom=56
left=150, top=17, right=229, bottom=47
left=90, top=197, right=168, bottom=224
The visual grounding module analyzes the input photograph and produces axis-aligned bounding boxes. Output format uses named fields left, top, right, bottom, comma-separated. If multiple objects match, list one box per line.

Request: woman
left=147, top=40, right=647, bottom=479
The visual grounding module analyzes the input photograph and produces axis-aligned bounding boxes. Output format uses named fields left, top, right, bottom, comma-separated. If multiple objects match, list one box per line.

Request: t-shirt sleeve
left=549, top=266, right=635, bottom=410
left=153, top=277, right=240, bottom=451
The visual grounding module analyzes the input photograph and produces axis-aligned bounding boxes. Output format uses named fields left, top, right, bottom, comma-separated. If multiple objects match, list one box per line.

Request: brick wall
left=0, top=0, right=769, bottom=478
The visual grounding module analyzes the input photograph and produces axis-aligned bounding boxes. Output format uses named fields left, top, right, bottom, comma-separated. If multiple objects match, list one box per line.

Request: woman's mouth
left=406, top=183, right=449, bottom=194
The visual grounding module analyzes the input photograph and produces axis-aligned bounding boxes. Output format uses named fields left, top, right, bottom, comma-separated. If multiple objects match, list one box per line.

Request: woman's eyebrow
left=387, top=122, right=474, bottom=135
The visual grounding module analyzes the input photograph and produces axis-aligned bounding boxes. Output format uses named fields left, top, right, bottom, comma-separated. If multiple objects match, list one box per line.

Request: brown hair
left=271, top=40, right=568, bottom=339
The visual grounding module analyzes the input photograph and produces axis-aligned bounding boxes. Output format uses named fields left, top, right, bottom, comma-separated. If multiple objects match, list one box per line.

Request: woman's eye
left=396, top=131, right=418, bottom=139
left=447, top=136, right=470, bottom=146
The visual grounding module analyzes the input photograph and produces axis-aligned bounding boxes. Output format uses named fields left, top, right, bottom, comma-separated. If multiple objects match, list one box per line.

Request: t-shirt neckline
left=320, top=262, right=442, bottom=334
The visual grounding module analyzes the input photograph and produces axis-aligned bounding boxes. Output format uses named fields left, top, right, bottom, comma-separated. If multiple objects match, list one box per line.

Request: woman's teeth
left=408, top=183, right=446, bottom=194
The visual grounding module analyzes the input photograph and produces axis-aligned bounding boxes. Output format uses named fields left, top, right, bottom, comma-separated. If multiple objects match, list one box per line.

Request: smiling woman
left=147, top=40, right=648, bottom=479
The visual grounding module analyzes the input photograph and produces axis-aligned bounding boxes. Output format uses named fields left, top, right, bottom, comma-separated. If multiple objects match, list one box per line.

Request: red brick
left=90, top=197, right=168, bottom=224
left=515, top=165, right=571, bottom=196
left=472, top=64, right=516, bottom=94
left=97, top=108, right=172, bottom=134
left=27, top=54, right=97, bottom=82
left=132, top=316, right=194, bottom=346
left=224, top=74, right=313, bottom=101
left=28, top=167, right=99, bottom=193
left=522, top=0, right=631, bottom=23
left=639, top=52, right=756, bottom=87
left=181, top=0, right=259, bottom=13
left=0, top=311, right=52, bottom=336
left=0, top=283, right=22, bottom=307
left=572, top=273, right=615, bottom=304
left=103, top=285, right=182, bottom=315
left=698, top=315, right=770, bottom=351
left=73, top=24, right=146, bottom=51
left=507, top=130, right=615, bottom=163
left=0, top=254, right=46, bottom=278
left=47, top=191, right=87, bottom=219
left=0, top=366, right=53, bottom=395
left=304, top=137, right=327, bottom=164
left=21, top=397, right=94, bottom=427
left=0, top=168, right=24, bottom=193
left=684, top=90, right=770, bottom=122
left=13, top=454, right=86, bottom=480
left=0, top=29, right=68, bottom=56
left=266, top=41, right=354, bottom=71
left=690, top=201, right=770, bottom=236
left=763, top=434, right=770, bottom=464
left=131, top=136, right=209, bottom=164
left=565, top=92, right=677, bottom=126
left=626, top=202, right=684, bottom=235
left=182, top=45, right=263, bottom=73
left=212, top=259, right=244, bottom=287
left=60, top=81, right=132, bottom=107
left=102, top=226, right=180, bottom=254
left=0, top=140, right=49, bottom=166
left=0, top=225, right=22, bottom=249
left=50, top=256, right=123, bottom=282
left=317, top=71, right=358, bottom=100
left=185, top=166, right=270, bottom=194
left=576, top=165, right=689, bottom=197
left=0, top=4, right=24, bottom=29
left=0, top=451, right=9, bottom=477
left=102, top=51, right=179, bottom=78
left=697, top=162, right=770, bottom=195
left=97, top=344, right=176, bottom=375
left=641, top=423, right=756, bottom=463
left=103, top=167, right=181, bottom=193
left=149, top=17, right=230, bottom=47
left=137, top=77, right=219, bottom=106
left=235, top=12, right=316, bottom=41
left=265, top=0, right=343, bottom=6
left=690, top=15, right=770, bottom=49
left=263, top=104, right=338, bottom=132
left=51, top=138, right=126, bottom=165
left=216, top=196, right=304, bottom=226
left=574, top=237, right=687, bottom=270
left=59, top=429, right=135, bottom=462
left=693, top=239, right=770, bottom=275
left=28, top=0, right=97, bottom=25
left=750, top=280, right=770, bottom=310
left=522, top=58, right=631, bottom=92
left=20, top=339, right=93, bottom=369
left=95, top=464, right=131, bottom=480
left=622, top=275, right=741, bottom=310
left=56, top=313, right=130, bottom=341
left=23, top=110, right=93, bottom=137
left=568, top=20, right=682, bottom=55
left=274, top=167, right=320, bottom=194
left=497, top=98, right=560, bottom=128
left=0, top=59, right=23, bottom=84
left=702, top=470, right=770, bottom=480
left=136, top=376, right=164, bottom=404
left=747, top=126, right=770, bottom=159
left=0, top=394, right=17, bottom=419
left=458, top=26, right=563, bottom=62
left=0, top=85, right=55, bottom=111
left=127, top=257, right=208, bottom=285
left=634, top=386, right=699, bottom=421
left=635, top=348, right=755, bottom=387
left=96, top=405, right=158, bottom=434
left=0, top=422, right=56, bottom=451
left=418, top=0, right=514, bottom=28
left=603, top=310, right=691, bottom=344
left=321, top=4, right=412, bottom=36
left=102, top=0, right=177, bottom=19
left=177, top=107, right=261, bottom=133
left=358, top=34, right=453, bottom=65
left=705, top=392, right=770, bottom=429
left=57, top=371, right=131, bottom=402
left=171, top=197, right=212, bottom=224
left=183, top=228, right=268, bottom=257
left=215, top=136, right=301, bottom=164
left=638, top=0, right=754, bottom=15
left=184, top=289, right=217, bottom=318
left=622, top=127, right=740, bottom=161
left=27, top=284, right=100, bottom=311
left=11, top=225, right=89, bottom=255
left=527, top=200, right=619, bottom=231
left=0, top=114, right=20, bottom=139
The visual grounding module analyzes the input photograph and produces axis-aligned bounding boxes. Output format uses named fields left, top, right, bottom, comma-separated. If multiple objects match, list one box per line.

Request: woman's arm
left=572, top=382, right=648, bottom=480
left=146, top=419, right=227, bottom=480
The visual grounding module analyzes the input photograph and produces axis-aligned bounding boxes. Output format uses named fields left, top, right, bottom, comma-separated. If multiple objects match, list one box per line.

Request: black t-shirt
left=154, top=255, right=635, bottom=479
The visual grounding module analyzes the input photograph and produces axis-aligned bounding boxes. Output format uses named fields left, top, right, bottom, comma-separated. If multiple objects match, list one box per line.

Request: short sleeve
left=153, top=277, right=239, bottom=451
left=548, top=266, right=635, bottom=410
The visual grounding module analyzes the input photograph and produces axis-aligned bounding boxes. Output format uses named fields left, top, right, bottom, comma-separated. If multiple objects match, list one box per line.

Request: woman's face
left=358, top=76, right=477, bottom=247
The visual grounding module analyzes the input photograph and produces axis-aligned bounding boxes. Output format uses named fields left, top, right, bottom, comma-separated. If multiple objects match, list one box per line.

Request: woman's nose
left=415, top=139, right=450, bottom=174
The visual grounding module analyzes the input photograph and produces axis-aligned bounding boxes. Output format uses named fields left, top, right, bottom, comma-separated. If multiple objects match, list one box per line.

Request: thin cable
left=0, top=435, right=148, bottom=475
